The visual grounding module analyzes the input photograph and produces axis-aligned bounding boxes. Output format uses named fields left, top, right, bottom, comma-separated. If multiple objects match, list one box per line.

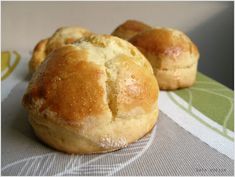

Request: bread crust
left=112, top=20, right=152, bottom=40
left=23, top=35, right=159, bottom=154
left=129, top=28, right=200, bottom=90
left=155, top=62, right=198, bottom=90
left=29, top=26, right=92, bottom=73
left=45, top=26, right=92, bottom=55
left=29, top=38, right=48, bottom=74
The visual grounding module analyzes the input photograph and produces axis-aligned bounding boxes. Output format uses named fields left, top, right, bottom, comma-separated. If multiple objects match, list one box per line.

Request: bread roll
left=45, top=26, right=92, bottom=55
left=29, top=38, right=48, bottom=74
left=111, top=20, right=152, bottom=40
left=129, top=28, right=200, bottom=90
left=29, top=26, right=92, bottom=73
left=22, top=34, right=159, bottom=154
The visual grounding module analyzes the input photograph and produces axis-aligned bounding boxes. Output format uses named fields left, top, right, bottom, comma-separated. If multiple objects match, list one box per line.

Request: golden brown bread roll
left=29, top=38, right=48, bottom=74
left=22, top=34, right=159, bottom=154
left=29, top=26, right=92, bottom=73
left=45, top=26, right=92, bottom=55
left=111, top=20, right=152, bottom=40
left=129, top=27, right=200, bottom=90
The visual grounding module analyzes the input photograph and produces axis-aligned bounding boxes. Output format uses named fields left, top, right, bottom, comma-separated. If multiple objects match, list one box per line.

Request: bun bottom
left=28, top=108, right=158, bottom=154
left=155, top=62, right=198, bottom=90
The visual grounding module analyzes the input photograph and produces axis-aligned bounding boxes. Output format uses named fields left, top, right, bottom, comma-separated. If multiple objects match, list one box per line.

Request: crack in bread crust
left=105, top=62, right=118, bottom=120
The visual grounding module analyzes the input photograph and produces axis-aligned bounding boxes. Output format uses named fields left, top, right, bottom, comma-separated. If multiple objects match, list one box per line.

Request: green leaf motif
left=170, top=72, right=233, bottom=139
left=1, top=51, right=21, bottom=81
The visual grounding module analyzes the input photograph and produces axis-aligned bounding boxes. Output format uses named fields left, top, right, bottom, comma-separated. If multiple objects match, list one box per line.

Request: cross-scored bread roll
left=129, top=28, right=200, bottom=90
left=29, top=26, right=92, bottom=74
left=111, top=20, right=152, bottom=40
left=22, top=34, right=159, bottom=154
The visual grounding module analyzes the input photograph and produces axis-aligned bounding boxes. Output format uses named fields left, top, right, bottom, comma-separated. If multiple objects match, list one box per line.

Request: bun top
left=129, top=28, right=200, bottom=69
left=112, top=20, right=152, bottom=40
left=29, top=26, right=93, bottom=73
left=29, top=38, right=48, bottom=73
left=45, top=26, right=92, bottom=55
left=23, top=34, right=159, bottom=126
